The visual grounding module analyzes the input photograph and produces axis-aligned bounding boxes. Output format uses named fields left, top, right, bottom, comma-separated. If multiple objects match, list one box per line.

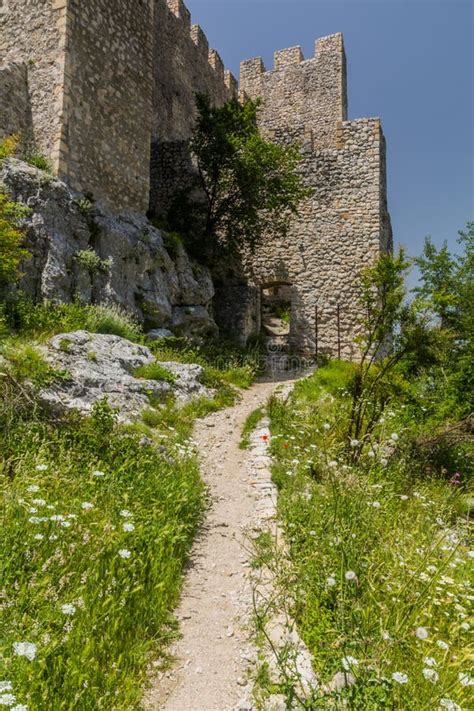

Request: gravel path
left=145, top=379, right=289, bottom=711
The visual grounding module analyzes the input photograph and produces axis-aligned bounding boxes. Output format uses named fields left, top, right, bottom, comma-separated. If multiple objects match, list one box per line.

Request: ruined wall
left=61, top=0, right=154, bottom=212
left=150, top=0, right=237, bottom=215
left=231, top=34, right=392, bottom=357
left=0, top=62, right=32, bottom=144
left=0, top=0, right=66, bottom=162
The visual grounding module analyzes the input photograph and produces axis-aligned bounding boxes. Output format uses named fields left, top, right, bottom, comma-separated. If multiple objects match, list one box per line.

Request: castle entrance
left=260, top=282, right=292, bottom=354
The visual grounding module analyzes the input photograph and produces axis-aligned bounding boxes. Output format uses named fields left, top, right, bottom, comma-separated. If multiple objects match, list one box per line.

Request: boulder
left=0, top=158, right=217, bottom=339
left=39, top=331, right=213, bottom=422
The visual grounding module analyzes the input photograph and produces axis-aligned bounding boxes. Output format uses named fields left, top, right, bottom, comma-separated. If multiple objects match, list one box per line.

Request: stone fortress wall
left=217, top=34, right=392, bottom=356
left=0, top=0, right=392, bottom=357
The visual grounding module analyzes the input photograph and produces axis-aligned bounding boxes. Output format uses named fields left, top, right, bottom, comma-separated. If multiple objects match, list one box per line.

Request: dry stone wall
left=0, top=62, right=31, bottom=144
left=150, top=0, right=237, bottom=215
left=227, top=34, right=392, bottom=357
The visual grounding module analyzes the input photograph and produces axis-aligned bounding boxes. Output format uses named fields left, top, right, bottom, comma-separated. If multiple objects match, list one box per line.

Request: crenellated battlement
left=208, top=48, right=224, bottom=80
left=274, top=45, right=304, bottom=71
left=166, top=0, right=191, bottom=29
left=190, top=24, right=209, bottom=57
left=224, top=70, right=238, bottom=97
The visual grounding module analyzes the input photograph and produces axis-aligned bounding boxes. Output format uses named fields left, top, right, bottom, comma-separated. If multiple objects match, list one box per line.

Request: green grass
left=133, top=362, right=177, bottom=385
left=263, top=363, right=473, bottom=710
left=240, top=407, right=265, bottom=449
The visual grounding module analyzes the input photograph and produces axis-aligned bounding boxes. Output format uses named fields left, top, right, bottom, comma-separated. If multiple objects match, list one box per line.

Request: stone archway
left=260, top=281, right=292, bottom=353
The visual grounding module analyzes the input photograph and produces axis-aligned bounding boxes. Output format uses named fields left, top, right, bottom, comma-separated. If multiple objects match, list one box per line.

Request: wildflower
left=390, top=433, right=399, bottom=442
left=458, top=673, right=474, bottom=687
left=382, top=631, right=391, bottom=640
left=28, top=508, right=37, bottom=514
left=439, top=699, right=461, bottom=710
left=92, top=470, right=105, bottom=477
left=350, top=439, right=359, bottom=448
left=260, top=434, right=269, bottom=442
left=27, top=485, right=40, bottom=493
left=423, top=657, right=437, bottom=667
left=120, top=510, right=132, bottom=518
left=32, top=499, right=46, bottom=506
left=35, top=464, right=48, bottom=472
left=449, top=472, right=461, bottom=486
left=60, top=604, right=76, bottom=616
left=326, top=576, right=336, bottom=587
left=391, top=672, right=408, bottom=684
left=367, top=450, right=375, bottom=458
left=468, top=550, right=474, bottom=558
left=60, top=521, right=71, bottom=528
left=123, top=523, right=135, bottom=533
left=328, top=460, right=338, bottom=468
left=0, top=694, right=16, bottom=706
left=50, top=515, right=65, bottom=522
left=460, top=622, right=470, bottom=630
left=28, top=517, right=48, bottom=524
left=0, top=684, right=12, bottom=694
left=81, top=502, right=94, bottom=511
left=369, top=501, right=381, bottom=509
left=400, top=494, right=409, bottom=501
left=380, top=458, right=388, bottom=467
left=422, top=668, right=438, bottom=683
left=13, top=642, right=37, bottom=661
left=415, top=627, right=429, bottom=640
left=34, top=534, right=44, bottom=541
left=345, top=570, right=357, bottom=581
left=11, top=706, right=28, bottom=711
left=427, top=565, right=437, bottom=574
left=118, top=549, right=131, bottom=559
left=436, top=640, right=449, bottom=650
left=323, top=423, right=330, bottom=431
left=342, top=656, right=359, bottom=671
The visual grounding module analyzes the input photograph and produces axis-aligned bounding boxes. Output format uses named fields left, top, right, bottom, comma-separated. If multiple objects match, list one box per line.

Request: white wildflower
left=350, top=439, right=359, bottom=448
left=27, top=485, right=40, bottom=493
left=468, top=550, right=474, bottom=558
left=123, top=523, right=135, bottom=533
left=32, top=499, right=46, bottom=506
left=345, top=570, right=357, bottom=581
left=427, top=565, right=437, bottom=574
left=460, top=622, right=470, bottom=630
left=118, top=549, right=131, bottom=559
left=390, top=433, right=399, bottom=442
left=33, top=534, right=44, bottom=541
left=11, top=706, right=28, bottom=711
left=422, top=667, right=438, bottom=683
left=13, top=642, right=37, bottom=661
left=380, top=458, right=388, bottom=467
left=120, top=510, right=132, bottom=518
left=342, top=656, right=359, bottom=671
left=391, top=672, right=408, bottom=684
left=423, top=657, right=437, bottom=667
left=458, top=672, right=474, bottom=687
left=60, top=521, right=71, bottom=528
left=326, top=576, right=336, bottom=587
left=60, top=603, right=76, bottom=616
left=0, top=684, right=12, bottom=694
left=436, top=640, right=449, bottom=650
left=28, top=508, right=37, bottom=514
left=323, top=423, right=330, bottom=431
left=328, top=460, right=338, bottom=468
left=50, top=515, right=65, bottom=522
left=415, top=626, right=429, bottom=640
left=35, top=464, right=48, bottom=472
left=382, top=631, right=391, bottom=640
left=92, top=470, right=105, bottom=477
left=440, top=699, right=461, bottom=710
left=369, top=501, right=381, bottom=509
left=400, top=494, right=409, bottom=501
left=81, top=502, right=94, bottom=511
left=0, top=694, right=16, bottom=706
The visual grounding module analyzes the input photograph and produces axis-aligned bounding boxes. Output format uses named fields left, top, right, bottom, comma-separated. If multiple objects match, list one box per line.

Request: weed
left=240, top=407, right=264, bottom=449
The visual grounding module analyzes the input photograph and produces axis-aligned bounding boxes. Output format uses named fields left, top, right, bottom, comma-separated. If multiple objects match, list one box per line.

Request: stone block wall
left=60, top=0, right=154, bottom=213
left=0, top=0, right=67, bottom=161
left=0, top=62, right=32, bottom=144
left=150, top=0, right=237, bottom=215
left=230, top=35, right=392, bottom=357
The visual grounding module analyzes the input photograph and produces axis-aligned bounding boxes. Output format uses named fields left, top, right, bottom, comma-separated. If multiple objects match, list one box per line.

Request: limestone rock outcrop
left=39, top=331, right=212, bottom=422
left=0, top=158, right=217, bottom=339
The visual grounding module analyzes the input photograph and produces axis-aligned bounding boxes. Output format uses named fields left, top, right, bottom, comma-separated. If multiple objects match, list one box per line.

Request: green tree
left=414, top=237, right=458, bottom=328
left=166, top=95, right=311, bottom=263
left=0, top=191, right=29, bottom=291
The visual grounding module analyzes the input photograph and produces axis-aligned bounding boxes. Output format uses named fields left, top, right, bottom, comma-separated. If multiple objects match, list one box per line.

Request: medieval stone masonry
left=0, top=0, right=392, bottom=357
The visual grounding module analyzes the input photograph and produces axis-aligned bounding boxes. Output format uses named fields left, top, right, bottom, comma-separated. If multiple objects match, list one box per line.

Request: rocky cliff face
left=1, top=158, right=217, bottom=339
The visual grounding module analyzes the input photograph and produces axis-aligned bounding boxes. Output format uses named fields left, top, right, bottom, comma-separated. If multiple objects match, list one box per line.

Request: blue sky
left=186, top=0, right=473, bottom=270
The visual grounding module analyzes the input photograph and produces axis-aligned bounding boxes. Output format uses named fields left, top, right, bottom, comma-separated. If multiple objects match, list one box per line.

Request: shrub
left=133, top=361, right=177, bottom=384
left=0, top=191, right=30, bottom=291
left=74, top=247, right=112, bottom=275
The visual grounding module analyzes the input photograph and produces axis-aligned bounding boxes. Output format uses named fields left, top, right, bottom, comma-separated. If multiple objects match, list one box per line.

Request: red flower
left=261, top=434, right=269, bottom=442
left=282, top=443, right=289, bottom=449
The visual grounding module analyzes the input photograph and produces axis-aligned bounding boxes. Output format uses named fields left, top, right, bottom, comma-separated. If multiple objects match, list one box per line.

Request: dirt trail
left=145, top=378, right=289, bottom=711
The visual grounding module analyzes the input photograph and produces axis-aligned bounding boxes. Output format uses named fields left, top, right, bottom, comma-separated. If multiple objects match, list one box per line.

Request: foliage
left=262, top=363, right=473, bottom=710
left=3, top=343, right=69, bottom=387
left=0, top=386, right=204, bottom=709
left=3, top=296, right=142, bottom=342
left=23, top=149, right=52, bottom=174
left=165, top=95, right=311, bottom=264
left=133, top=361, right=177, bottom=385
left=74, top=247, right=112, bottom=275
left=0, top=133, right=21, bottom=161
left=0, top=191, right=30, bottom=292
left=239, top=407, right=265, bottom=449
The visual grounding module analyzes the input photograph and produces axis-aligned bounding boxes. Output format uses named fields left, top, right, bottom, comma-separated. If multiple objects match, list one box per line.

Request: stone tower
left=214, top=35, right=392, bottom=357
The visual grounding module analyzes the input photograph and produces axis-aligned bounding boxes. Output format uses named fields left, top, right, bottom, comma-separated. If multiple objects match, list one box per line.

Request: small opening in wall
left=261, top=281, right=292, bottom=353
